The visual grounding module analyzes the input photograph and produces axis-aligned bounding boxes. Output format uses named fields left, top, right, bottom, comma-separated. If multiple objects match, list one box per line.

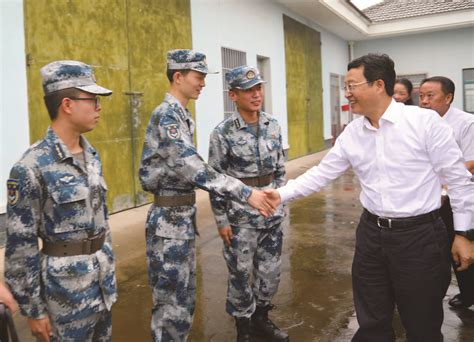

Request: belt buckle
left=377, top=217, right=392, bottom=229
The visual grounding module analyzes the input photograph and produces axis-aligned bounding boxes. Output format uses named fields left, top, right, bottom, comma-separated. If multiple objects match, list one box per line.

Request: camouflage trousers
left=224, top=224, right=283, bottom=318
left=146, top=235, right=196, bottom=342
left=51, top=309, right=112, bottom=342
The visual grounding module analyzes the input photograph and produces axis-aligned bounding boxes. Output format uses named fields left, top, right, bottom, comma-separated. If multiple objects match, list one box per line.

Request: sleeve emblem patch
left=7, top=179, right=19, bottom=206
left=165, top=124, right=181, bottom=139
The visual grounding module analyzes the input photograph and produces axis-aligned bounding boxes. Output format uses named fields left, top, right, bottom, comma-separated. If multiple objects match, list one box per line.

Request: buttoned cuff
left=215, top=216, right=230, bottom=229
left=21, top=303, right=47, bottom=320
left=453, top=212, right=473, bottom=231
left=241, top=185, right=252, bottom=200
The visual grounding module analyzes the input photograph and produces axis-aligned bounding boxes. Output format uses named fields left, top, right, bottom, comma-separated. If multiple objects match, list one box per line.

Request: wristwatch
left=454, top=229, right=474, bottom=241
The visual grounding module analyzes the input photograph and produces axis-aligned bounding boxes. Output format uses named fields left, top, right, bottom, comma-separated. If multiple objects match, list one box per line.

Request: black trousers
left=439, top=197, right=474, bottom=303
left=352, top=210, right=451, bottom=342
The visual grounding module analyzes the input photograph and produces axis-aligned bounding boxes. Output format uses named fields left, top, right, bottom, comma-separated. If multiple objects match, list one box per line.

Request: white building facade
left=1, top=0, right=473, bottom=213
left=1, top=0, right=30, bottom=214
left=354, top=26, right=474, bottom=109
left=191, top=0, right=349, bottom=160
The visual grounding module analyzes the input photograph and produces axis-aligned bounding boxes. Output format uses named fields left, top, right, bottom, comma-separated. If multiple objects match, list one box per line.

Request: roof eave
left=320, top=0, right=474, bottom=40
left=365, top=9, right=474, bottom=39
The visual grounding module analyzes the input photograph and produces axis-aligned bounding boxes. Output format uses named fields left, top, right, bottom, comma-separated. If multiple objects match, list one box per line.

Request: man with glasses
left=5, top=60, right=117, bottom=342
left=264, top=54, right=474, bottom=340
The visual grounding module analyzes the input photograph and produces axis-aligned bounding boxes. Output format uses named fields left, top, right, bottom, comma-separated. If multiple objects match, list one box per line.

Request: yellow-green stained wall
left=283, top=15, right=324, bottom=160
left=24, top=0, right=193, bottom=213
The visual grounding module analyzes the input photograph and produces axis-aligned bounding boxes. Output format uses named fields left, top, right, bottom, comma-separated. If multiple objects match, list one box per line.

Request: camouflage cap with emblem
left=40, top=60, right=112, bottom=96
left=167, top=49, right=218, bottom=74
left=225, top=65, right=266, bottom=90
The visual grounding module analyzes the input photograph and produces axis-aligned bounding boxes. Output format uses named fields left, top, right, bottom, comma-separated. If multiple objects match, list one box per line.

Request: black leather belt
left=364, top=209, right=439, bottom=229
left=42, top=232, right=105, bottom=257
left=154, top=193, right=196, bottom=207
left=239, top=174, right=274, bottom=187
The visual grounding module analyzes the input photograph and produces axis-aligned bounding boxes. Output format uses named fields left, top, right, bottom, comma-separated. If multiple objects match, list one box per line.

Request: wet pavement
left=5, top=151, right=474, bottom=341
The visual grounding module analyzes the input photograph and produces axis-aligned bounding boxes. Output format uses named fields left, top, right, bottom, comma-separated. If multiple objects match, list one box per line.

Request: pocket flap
left=51, top=185, right=88, bottom=204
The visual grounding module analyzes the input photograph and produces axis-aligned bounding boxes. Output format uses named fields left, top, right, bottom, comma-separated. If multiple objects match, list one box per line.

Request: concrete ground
left=2, top=151, right=474, bottom=341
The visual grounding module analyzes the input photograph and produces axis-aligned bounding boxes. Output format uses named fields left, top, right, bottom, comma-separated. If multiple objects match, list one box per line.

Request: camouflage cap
left=167, top=49, right=218, bottom=74
left=225, top=66, right=266, bottom=90
left=40, top=60, right=112, bottom=96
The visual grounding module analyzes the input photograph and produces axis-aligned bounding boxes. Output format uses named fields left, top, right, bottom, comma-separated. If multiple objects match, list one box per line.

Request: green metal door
left=24, top=0, right=193, bottom=213
left=126, top=0, right=193, bottom=206
left=283, top=15, right=324, bottom=160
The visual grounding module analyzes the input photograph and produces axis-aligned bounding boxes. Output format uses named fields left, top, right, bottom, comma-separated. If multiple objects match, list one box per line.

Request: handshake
left=247, top=189, right=282, bottom=217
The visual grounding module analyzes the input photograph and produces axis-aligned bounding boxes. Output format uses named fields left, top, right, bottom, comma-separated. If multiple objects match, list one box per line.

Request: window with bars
left=221, top=47, right=247, bottom=118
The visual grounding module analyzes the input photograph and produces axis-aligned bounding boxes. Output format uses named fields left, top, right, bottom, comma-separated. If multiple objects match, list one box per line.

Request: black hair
left=43, top=88, right=82, bottom=120
left=420, top=76, right=455, bottom=104
left=395, top=78, right=414, bottom=105
left=347, top=53, right=396, bottom=96
left=166, top=69, right=191, bottom=83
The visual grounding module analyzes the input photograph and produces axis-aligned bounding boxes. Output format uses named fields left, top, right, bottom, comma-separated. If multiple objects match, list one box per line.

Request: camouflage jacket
left=208, top=111, right=286, bottom=229
left=139, top=93, right=252, bottom=239
left=5, top=127, right=117, bottom=321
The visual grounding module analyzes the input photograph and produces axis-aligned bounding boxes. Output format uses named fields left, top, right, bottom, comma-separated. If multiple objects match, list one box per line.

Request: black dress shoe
left=448, top=293, right=474, bottom=308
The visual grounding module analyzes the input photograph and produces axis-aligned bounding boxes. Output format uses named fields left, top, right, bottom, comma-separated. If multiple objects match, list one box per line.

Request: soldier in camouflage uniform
left=5, top=61, right=117, bottom=342
left=208, top=66, right=289, bottom=342
left=139, top=50, right=274, bottom=342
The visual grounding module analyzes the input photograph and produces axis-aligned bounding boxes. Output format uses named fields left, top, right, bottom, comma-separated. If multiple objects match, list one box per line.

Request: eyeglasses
left=342, top=81, right=369, bottom=92
left=68, top=96, right=101, bottom=109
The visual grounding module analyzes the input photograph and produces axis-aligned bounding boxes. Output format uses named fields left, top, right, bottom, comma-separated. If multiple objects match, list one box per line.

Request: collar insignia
left=234, top=119, right=241, bottom=129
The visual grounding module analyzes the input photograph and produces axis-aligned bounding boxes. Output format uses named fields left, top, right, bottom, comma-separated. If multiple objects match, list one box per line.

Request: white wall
left=0, top=0, right=30, bottom=213
left=190, top=0, right=349, bottom=159
left=309, top=25, right=350, bottom=139
left=354, top=27, right=474, bottom=109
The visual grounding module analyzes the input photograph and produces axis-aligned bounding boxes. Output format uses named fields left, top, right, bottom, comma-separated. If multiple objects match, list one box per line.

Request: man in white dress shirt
left=419, top=76, right=474, bottom=309
left=264, top=54, right=474, bottom=341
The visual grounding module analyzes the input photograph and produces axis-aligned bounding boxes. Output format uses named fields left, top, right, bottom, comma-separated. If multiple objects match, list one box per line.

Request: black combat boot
left=235, top=317, right=252, bottom=342
left=251, top=304, right=289, bottom=341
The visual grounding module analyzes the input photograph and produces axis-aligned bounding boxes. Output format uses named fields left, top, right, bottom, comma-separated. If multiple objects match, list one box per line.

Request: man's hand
left=452, top=234, right=474, bottom=271
left=0, top=281, right=18, bottom=315
left=247, top=189, right=275, bottom=217
left=465, top=160, right=474, bottom=174
left=263, top=189, right=282, bottom=209
left=28, top=316, right=53, bottom=342
left=219, top=226, right=233, bottom=246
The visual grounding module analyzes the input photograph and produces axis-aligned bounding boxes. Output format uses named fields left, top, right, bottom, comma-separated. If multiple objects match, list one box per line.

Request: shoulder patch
left=165, top=124, right=181, bottom=139
left=7, top=179, right=19, bottom=206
